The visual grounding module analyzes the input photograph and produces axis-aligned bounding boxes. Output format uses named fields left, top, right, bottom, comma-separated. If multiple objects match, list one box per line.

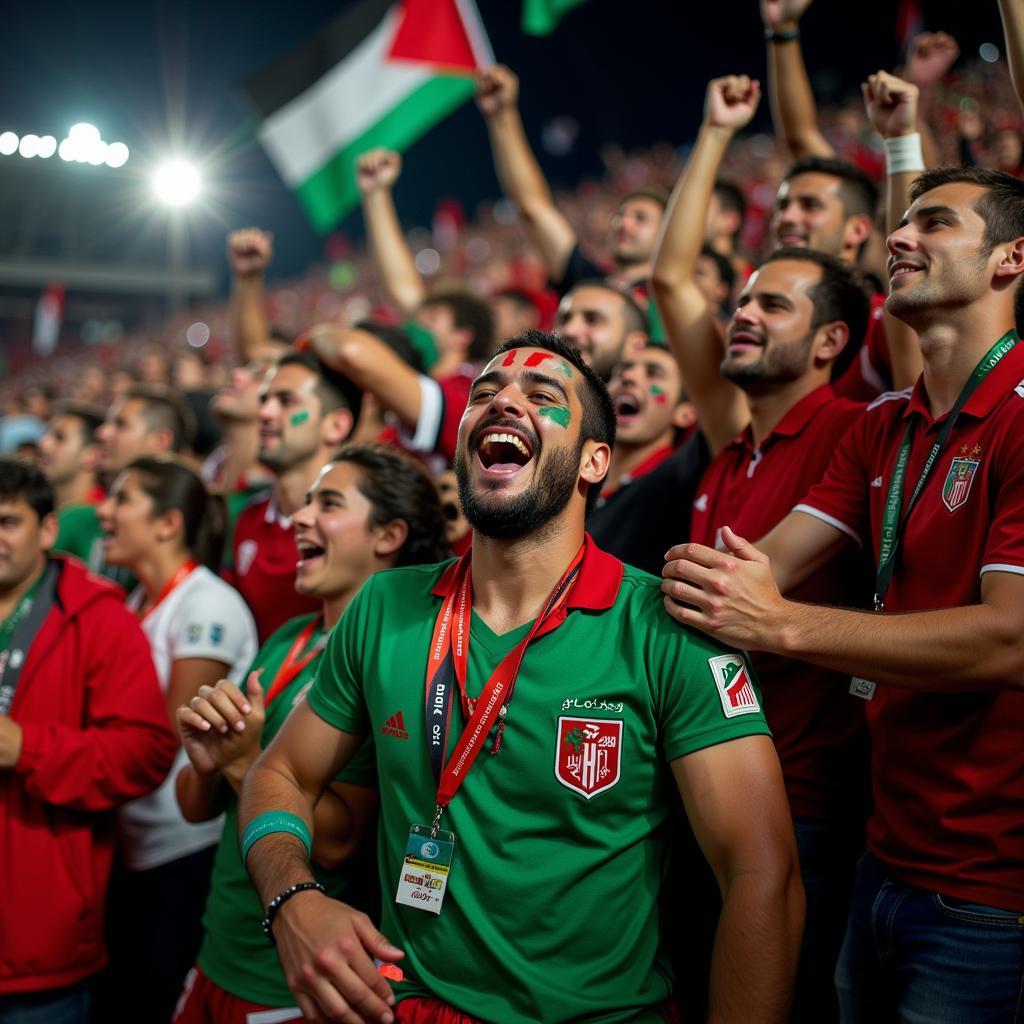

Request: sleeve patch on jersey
left=707, top=654, right=760, bottom=718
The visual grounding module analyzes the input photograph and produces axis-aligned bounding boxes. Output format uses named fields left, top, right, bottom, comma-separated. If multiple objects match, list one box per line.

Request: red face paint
left=650, top=385, right=667, bottom=405
left=501, top=350, right=519, bottom=367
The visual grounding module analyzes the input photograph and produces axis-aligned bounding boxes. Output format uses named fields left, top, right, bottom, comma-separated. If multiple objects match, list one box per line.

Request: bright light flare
left=19, top=134, right=39, bottom=158
left=152, top=159, right=201, bottom=206
left=37, top=135, right=56, bottom=159
left=0, top=132, right=17, bottom=156
left=105, top=142, right=129, bottom=168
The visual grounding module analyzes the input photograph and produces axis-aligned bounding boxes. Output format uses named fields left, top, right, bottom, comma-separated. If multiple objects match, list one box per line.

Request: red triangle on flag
left=387, top=0, right=485, bottom=74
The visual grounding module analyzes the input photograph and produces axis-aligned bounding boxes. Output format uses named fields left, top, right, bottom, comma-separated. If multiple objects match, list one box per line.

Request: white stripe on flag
left=258, top=6, right=430, bottom=187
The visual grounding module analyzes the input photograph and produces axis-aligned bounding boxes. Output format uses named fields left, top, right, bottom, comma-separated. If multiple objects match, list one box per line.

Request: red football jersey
left=833, top=293, right=892, bottom=402
left=691, top=386, right=868, bottom=820
left=797, top=343, right=1024, bottom=910
left=225, top=495, right=319, bottom=644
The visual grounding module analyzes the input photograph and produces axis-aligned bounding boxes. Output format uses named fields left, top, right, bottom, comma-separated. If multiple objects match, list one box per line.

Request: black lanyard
left=874, top=330, right=1017, bottom=610
left=0, top=561, right=60, bottom=716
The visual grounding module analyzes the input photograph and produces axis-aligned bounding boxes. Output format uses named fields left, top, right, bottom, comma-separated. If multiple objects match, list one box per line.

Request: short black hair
left=760, top=247, right=872, bottom=382
left=331, top=443, right=451, bottom=567
left=568, top=279, right=650, bottom=337
left=421, top=290, right=496, bottom=363
left=784, top=155, right=880, bottom=220
left=619, top=186, right=670, bottom=211
left=699, top=245, right=737, bottom=299
left=713, top=179, right=747, bottom=240
left=55, top=401, right=105, bottom=444
left=123, top=384, right=197, bottom=452
left=0, top=457, right=54, bottom=520
left=275, top=350, right=364, bottom=426
left=493, top=329, right=616, bottom=514
left=911, top=166, right=1024, bottom=330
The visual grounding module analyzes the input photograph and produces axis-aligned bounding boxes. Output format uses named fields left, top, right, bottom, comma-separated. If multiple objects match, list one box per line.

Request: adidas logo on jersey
left=871, top=476, right=884, bottom=488
left=381, top=711, right=409, bottom=740
left=693, top=493, right=709, bottom=512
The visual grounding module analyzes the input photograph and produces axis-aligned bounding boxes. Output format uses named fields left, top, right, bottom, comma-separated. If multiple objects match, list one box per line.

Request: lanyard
left=423, top=544, right=585, bottom=834
left=264, top=616, right=326, bottom=706
left=875, top=329, right=1017, bottom=610
left=137, top=560, right=199, bottom=621
left=0, top=561, right=60, bottom=716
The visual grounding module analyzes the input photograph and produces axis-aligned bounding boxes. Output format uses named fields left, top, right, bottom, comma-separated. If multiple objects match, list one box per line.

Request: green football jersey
left=54, top=503, right=135, bottom=591
left=198, top=613, right=377, bottom=1007
left=308, top=545, right=771, bottom=1023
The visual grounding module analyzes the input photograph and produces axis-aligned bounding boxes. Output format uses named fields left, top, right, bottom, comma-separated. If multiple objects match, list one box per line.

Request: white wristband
left=884, top=133, right=925, bottom=176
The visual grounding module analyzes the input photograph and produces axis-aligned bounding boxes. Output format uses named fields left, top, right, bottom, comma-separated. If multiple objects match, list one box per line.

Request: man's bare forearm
left=708, top=867, right=803, bottom=1023
left=362, top=189, right=425, bottom=315
left=230, top=276, right=270, bottom=363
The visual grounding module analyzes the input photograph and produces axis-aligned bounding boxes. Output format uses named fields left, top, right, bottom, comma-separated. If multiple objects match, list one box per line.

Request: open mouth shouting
left=726, top=327, right=766, bottom=356
left=473, top=422, right=537, bottom=480
left=296, top=538, right=326, bottom=570
left=613, top=391, right=642, bottom=426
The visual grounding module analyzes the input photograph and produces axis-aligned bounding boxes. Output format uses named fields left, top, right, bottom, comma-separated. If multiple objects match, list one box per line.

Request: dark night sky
left=0, top=0, right=1009, bottom=284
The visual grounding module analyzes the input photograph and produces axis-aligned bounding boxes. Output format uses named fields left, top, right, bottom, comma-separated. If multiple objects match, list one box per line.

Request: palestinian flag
left=242, top=0, right=492, bottom=232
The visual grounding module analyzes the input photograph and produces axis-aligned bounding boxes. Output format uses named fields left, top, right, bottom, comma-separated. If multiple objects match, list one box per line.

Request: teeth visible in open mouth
left=297, top=542, right=325, bottom=558
left=480, top=432, right=530, bottom=458
left=615, top=395, right=640, bottom=416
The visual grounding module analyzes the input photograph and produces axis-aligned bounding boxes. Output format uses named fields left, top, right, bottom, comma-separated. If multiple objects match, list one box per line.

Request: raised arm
left=672, top=736, right=803, bottom=1023
left=903, top=32, right=960, bottom=168
left=760, top=0, right=834, bottom=158
left=357, top=149, right=426, bottom=316
left=228, top=228, right=274, bottom=363
left=998, top=0, right=1024, bottom=114
left=651, top=76, right=759, bottom=456
left=862, top=70, right=924, bottom=391
left=308, top=323, right=423, bottom=430
left=239, top=700, right=400, bottom=1024
left=476, top=65, right=577, bottom=282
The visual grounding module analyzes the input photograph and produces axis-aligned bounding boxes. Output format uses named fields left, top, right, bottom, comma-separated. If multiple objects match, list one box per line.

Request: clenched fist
left=356, top=148, right=402, bottom=195
left=475, top=65, right=520, bottom=117
left=227, top=228, right=273, bottom=277
left=704, top=75, right=762, bottom=133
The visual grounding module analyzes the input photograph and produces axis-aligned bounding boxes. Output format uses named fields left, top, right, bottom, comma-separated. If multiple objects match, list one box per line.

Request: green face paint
left=290, top=410, right=311, bottom=427
left=555, top=361, right=574, bottom=380
left=539, top=405, right=571, bottom=428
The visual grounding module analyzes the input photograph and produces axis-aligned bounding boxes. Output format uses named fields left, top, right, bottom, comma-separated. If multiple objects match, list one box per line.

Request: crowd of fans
left=3, top=3, right=1024, bottom=1023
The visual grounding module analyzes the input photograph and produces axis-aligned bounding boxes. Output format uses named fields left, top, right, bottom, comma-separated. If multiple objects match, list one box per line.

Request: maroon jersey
left=797, top=344, right=1024, bottom=910
left=691, top=386, right=868, bottom=820
left=224, top=494, right=318, bottom=644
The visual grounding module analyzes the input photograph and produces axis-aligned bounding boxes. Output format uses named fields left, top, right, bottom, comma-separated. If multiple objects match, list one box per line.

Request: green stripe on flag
left=522, top=0, right=588, bottom=36
left=295, top=75, right=476, bottom=233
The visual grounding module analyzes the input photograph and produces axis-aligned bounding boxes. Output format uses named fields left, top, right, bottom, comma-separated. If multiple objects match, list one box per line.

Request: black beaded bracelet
left=765, top=27, right=800, bottom=42
left=261, top=881, right=326, bottom=944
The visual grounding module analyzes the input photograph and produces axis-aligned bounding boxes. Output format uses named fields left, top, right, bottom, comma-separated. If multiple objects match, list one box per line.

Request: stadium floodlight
left=105, top=142, right=129, bottom=168
left=0, top=132, right=17, bottom=156
left=19, top=134, right=40, bottom=158
left=37, top=135, right=57, bottom=159
left=153, top=159, right=201, bottom=206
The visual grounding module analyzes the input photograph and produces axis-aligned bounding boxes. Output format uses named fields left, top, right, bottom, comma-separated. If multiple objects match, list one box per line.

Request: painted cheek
left=539, top=406, right=571, bottom=429
left=290, top=410, right=311, bottom=427
left=650, top=385, right=667, bottom=405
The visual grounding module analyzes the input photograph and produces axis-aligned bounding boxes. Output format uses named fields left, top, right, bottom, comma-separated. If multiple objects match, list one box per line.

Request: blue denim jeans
left=0, top=983, right=90, bottom=1024
left=835, top=852, right=1024, bottom=1023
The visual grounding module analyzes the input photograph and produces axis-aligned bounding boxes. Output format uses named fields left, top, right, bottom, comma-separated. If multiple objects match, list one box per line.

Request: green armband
left=240, top=811, right=313, bottom=862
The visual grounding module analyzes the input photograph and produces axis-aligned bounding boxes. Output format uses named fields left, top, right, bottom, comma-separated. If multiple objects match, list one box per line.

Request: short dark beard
left=455, top=442, right=582, bottom=541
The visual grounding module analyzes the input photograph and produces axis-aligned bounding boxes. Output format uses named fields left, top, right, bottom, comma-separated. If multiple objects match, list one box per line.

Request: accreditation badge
left=395, top=824, right=455, bottom=915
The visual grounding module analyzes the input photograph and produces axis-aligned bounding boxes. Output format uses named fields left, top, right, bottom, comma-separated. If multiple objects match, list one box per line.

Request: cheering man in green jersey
left=173, top=444, right=450, bottom=1023
left=239, top=331, right=803, bottom=1024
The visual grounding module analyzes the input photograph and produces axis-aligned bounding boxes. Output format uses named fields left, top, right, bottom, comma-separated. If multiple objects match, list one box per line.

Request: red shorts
left=173, top=965, right=304, bottom=1024
left=396, top=997, right=686, bottom=1023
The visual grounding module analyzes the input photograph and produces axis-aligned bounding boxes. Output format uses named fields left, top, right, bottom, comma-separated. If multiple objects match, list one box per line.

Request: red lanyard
left=137, top=560, right=198, bottom=622
left=265, top=615, right=326, bottom=706
left=423, top=544, right=585, bottom=812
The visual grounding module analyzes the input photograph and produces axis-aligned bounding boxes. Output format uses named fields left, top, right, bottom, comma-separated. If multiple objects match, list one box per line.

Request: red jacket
left=0, top=556, right=177, bottom=994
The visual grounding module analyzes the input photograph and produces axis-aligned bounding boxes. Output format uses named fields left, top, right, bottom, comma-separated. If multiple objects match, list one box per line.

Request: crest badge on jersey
left=555, top=717, right=622, bottom=799
left=942, top=454, right=980, bottom=512
left=237, top=539, right=258, bottom=576
left=708, top=654, right=760, bottom=718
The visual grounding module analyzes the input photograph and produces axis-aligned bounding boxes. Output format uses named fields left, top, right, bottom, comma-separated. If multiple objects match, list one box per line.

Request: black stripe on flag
left=239, top=0, right=394, bottom=119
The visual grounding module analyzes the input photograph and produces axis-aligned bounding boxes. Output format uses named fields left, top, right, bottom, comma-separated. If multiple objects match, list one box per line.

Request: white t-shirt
left=119, top=565, right=259, bottom=871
